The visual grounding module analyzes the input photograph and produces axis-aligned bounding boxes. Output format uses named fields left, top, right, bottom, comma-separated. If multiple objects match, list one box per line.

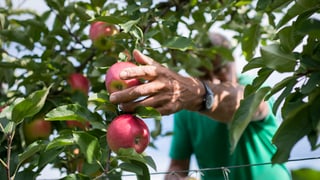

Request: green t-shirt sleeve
left=169, top=111, right=193, bottom=160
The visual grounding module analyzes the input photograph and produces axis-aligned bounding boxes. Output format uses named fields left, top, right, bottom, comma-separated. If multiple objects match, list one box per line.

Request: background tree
left=0, top=0, right=319, bottom=179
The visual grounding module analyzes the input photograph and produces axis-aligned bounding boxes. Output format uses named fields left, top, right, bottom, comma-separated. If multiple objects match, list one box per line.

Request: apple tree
left=0, top=0, right=319, bottom=179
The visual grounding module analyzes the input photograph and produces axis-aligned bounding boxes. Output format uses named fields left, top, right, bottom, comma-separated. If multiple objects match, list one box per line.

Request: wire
left=120, top=156, right=320, bottom=177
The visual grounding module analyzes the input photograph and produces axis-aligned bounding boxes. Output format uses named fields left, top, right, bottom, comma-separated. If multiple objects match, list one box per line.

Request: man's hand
left=109, top=49, right=204, bottom=115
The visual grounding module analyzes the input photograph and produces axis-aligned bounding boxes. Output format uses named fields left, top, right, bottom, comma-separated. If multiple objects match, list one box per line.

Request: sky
left=2, top=0, right=320, bottom=179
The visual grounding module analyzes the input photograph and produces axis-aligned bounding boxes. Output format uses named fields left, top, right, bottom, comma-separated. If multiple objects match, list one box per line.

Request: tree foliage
left=0, top=0, right=319, bottom=179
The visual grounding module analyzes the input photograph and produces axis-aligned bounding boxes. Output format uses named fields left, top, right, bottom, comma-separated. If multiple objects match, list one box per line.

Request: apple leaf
left=45, top=104, right=96, bottom=122
left=120, top=19, right=140, bottom=33
left=18, top=141, right=46, bottom=165
left=241, top=23, right=260, bottom=60
left=46, top=133, right=75, bottom=151
left=162, top=36, right=195, bottom=51
left=291, top=168, right=320, bottom=180
left=143, top=155, right=157, bottom=172
left=73, top=4, right=91, bottom=21
left=229, top=87, right=270, bottom=153
left=134, top=106, right=161, bottom=121
left=132, top=160, right=150, bottom=180
left=93, top=16, right=127, bottom=24
left=38, top=148, right=64, bottom=170
left=73, top=131, right=101, bottom=164
left=119, top=162, right=144, bottom=175
left=12, top=86, right=51, bottom=124
left=61, top=174, right=91, bottom=180
left=272, top=104, right=313, bottom=163
left=260, top=44, right=296, bottom=73
left=47, top=131, right=101, bottom=164
left=242, top=57, right=265, bottom=72
left=89, top=92, right=110, bottom=103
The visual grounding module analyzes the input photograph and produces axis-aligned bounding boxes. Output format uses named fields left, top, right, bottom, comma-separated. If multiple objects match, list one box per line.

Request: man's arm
left=165, top=159, right=190, bottom=180
left=109, top=50, right=269, bottom=123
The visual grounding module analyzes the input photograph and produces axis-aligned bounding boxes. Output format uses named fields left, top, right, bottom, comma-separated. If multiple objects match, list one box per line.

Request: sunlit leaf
left=135, top=106, right=161, bottom=121
left=73, top=131, right=100, bottom=164
left=45, top=104, right=95, bottom=122
left=18, top=141, right=46, bottom=164
left=12, top=86, right=51, bottom=124
left=162, top=36, right=195, bottom=51
left=291, top=168, right=320, bottom=180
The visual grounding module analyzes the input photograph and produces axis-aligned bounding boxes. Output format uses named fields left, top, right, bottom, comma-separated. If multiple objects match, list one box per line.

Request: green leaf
left=271, top=77, right=297, bottom=114
left=265, top=76, right=296, bottom=101
left=291, top=168, right=320, bottom=180
left=18, top=141, right=46, bottom=164
left=272, top=104, right=312, bottom=163
left=244, top=68, right=273, bottom=96
left=296, top=18, right=320, bottom=39
left=134, top=106, right=161, bottom=121
left=143, top=155, right=157, bottom=171
left=46, top=134, right=75, bottom=150
left=90, top=0, right=106, bottom=7
left=301, top=72, right=320, bottom=94
left=133, top=160, right=150, bottom=180
left=120, top=19, right=140, bottom=33
left=277, top=2, right=305, bottom=28
left=278, top=26, right=304, bottom=52
left=256, top=0, right=272, bottom=11
left=45, top=104, right=95, bottom=122
left=242, top=57, right=265, bottom=72
left=162, top=36, right=195, bottom=51
left=73, top=131, right=100, bottom=164
left=4, top=121, right=15, bottom=135
left=12, top=86, right=51, bottom=124
left=119, top=160, right=151, bottom=180
left=119, top=162, right=143, bottom=175
left=61, top=173, right=91, bottom=180
left=229, top=87, right=271, bottom=152
left=260, top=44, right=296, bottom=73
left=241, top=23, right=260, bottom=60
left=38, top=147, right=64, bottom=169
left=73, top=4, right=91, bottom=21
left=93, top=16, right=127, bottom=24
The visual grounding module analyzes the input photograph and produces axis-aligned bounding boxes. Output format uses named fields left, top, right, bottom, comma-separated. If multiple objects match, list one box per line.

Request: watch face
left=206, top=95, right=214, bottom=109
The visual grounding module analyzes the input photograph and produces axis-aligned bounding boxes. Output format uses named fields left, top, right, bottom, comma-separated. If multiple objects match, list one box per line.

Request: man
left=164, top=33, right=291, bottom=180
left=109, top=33, right=291, bottom=180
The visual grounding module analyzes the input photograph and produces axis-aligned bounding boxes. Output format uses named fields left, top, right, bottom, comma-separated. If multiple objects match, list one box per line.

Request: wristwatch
left=201, top=81, right=214, bottom=111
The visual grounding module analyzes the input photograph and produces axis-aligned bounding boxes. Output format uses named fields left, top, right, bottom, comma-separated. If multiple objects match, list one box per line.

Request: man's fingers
left=109, top=81, right=166, bottom=104
left=133, top=49, right=160, bottom=66
left=119, top=65, right=157, bottom=80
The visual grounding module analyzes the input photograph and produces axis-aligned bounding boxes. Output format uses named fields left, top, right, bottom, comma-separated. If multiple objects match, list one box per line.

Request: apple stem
left=135, top=137, right=140, bottom=145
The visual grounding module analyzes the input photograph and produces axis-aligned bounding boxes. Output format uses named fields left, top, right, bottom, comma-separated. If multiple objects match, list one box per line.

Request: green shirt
left=169, top=75, right=291, bottom=180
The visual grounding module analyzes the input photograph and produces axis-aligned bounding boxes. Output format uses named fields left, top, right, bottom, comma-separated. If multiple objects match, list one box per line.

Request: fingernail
left=119, top=70, right=128, bottom=78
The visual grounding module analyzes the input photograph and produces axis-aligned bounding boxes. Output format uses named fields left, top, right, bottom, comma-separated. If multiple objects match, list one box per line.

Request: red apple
left=105, top=62, right=140, bottom=94
left=68, top=73, right=90, bottom=95
left=106, top=114, right=150, bottom=154
left=66, top=120, right=91, bottom=130
left=89, top=21, right=118, bottom=49
left=23, top=117, right=52, bottom=143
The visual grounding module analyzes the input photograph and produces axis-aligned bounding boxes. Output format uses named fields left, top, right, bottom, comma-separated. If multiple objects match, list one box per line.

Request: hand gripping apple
left=105, top=61, right=141, bottom=94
